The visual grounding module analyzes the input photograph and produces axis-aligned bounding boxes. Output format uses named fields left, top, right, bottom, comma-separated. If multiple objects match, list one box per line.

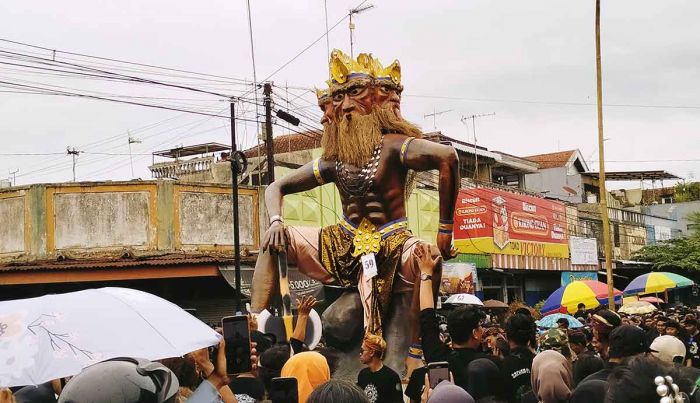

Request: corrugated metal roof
left=0, top=254, right=256, bottom=272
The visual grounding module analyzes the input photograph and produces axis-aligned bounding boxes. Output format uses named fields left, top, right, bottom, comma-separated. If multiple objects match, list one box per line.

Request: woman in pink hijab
left=530, top=350, right=573, bottom=403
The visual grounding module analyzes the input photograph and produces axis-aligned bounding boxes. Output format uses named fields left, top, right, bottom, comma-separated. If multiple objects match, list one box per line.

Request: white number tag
left=361, top=253, right=378, bottom=279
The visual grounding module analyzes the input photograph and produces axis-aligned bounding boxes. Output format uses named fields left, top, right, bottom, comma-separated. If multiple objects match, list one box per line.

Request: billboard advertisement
left=561, top=271, right=598, bottom=286
left=440, top=262, right=479, bottom=294
left=453, top=188, right=569, bottom=258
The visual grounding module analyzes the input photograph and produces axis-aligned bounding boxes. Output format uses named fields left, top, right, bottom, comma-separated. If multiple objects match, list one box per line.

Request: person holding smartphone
left=357, top=334, right=403, bottom=403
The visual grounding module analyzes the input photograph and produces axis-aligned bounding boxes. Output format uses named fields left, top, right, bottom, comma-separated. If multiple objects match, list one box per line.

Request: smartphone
left=270, top=377, right=298, bottom=403
left=221, top=315, right=252, bottom=375
left=427, top=361, right=450, bottom=389
left=184, top=308, right=198, bottom=318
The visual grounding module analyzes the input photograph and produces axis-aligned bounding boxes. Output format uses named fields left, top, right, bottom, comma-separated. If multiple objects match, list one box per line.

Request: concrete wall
left=524, top=167, right=584, bottom=204
left=0, top=194, right=25, bottom=254
left=53, top=192, right=151, bottom=249
left=178, top=189, right=255, bottom=247
left=0, top=181, right=259, bottom=263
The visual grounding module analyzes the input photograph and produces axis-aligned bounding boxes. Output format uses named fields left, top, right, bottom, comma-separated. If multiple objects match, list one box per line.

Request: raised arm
left=402, top=138, right=459, bottom=260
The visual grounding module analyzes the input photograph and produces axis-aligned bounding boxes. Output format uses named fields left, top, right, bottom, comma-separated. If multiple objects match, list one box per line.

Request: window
left=613, top=223, right=621, bottom=247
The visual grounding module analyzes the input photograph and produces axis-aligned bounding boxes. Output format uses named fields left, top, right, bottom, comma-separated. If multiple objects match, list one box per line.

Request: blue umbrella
left=536, top=313, right=584, bottom=329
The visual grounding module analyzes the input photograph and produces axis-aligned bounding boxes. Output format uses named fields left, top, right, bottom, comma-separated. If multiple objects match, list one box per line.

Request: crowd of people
left=3, top=246, right=700, bottom=403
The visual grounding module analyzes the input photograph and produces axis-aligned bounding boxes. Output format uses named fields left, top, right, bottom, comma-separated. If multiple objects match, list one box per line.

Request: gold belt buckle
left=352, top=218, right=382, bottom=257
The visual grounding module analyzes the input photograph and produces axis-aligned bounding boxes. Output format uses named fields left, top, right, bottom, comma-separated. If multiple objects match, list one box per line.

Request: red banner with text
left=453, top=188, right=569, bottom=258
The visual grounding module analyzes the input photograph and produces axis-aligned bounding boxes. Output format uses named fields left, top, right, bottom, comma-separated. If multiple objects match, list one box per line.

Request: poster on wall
left=569, top=236, right=598, bottom=265
left=440, top=262, right=479, bottom=294
left=453, top=188, right=569, bottom=258
left=561, top=271, right=598, bottom=286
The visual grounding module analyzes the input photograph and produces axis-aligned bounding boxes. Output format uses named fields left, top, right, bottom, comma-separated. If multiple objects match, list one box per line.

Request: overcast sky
left=1, top=0, right=698, bottom=188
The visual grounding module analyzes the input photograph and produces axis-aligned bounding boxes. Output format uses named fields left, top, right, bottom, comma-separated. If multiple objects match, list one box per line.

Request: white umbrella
left=444, top=293, right=484, bottom=306
left=0, top=287, right=222, bottom=387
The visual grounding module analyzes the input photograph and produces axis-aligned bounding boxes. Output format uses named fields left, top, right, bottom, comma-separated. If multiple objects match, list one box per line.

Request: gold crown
left=368, top=57, right=401, bottom=86
left=315, top=80, right=332, bottom=102
left=329, top=49, right=402, bottom=85
left=329, top=49, right=371, bottom=84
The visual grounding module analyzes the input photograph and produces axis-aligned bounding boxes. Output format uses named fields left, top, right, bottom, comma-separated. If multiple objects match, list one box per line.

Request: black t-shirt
left=405, top=366, right=427, bottom=402
left=357, top=365, right=404, bottom=403
left=229, top=376, right=265, bottom=402
left=574, top=310, right=586, bottom=319
left=501, top=346, right=535, bottom=403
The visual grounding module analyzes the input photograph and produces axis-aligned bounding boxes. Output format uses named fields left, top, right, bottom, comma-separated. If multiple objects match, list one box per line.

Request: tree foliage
left=633, top=211, right=700, bottom=270
left=674, top=182, right=700, bottom=203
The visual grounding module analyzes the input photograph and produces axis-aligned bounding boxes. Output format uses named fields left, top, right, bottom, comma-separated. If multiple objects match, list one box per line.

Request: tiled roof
left=243, top=130, right=322, bottom=158
left=523, top=150, right=577, bottom=169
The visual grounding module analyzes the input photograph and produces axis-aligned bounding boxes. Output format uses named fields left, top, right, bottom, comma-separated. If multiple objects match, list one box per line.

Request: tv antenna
left=349, top=4, right=374, bottom=58
left=424, top=108, right=452, bottom=130
left=460, top=112, right=495, bottom=179
left=128, top=131, right=142, bottom=178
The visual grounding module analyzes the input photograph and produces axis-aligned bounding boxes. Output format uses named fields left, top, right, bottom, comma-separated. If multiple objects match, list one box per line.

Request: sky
left=0, top=0, right=698, bottom=188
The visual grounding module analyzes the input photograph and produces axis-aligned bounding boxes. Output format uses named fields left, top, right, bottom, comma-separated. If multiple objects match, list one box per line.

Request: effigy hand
left=436, top=232, right=457, bottom=260
left=262, top=221, right=288, bottom=253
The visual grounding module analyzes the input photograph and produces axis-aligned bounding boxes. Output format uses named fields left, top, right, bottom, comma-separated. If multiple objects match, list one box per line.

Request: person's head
left=656, top=318, right=668, bottom=334
left=307, top=380, right=369, bottom=403
left=606, top=355, right=683, bottom=403
left=158, top=356, right=198, bottom=390
left=540, top=328, right=571, bottom=359
left=572, top=355, right=605, bottom=387
left=568, top=331, right=587, bottom=356
left=556, top=317, right=569, bottom=330
left=359, top=333, right=386, bottom=365
left=281, top=351, right=330, bottom=403
left=446, top=305, right=486, bottom=347
left=650, top=335, right=687, bottom=365
left=57, top=358, right=179, bottom=403
left=644, top=316, right=654, bottom=328
left=665, top=319, right=681, bottom=336
left=531, top=350, right=573, bottom=403
left=684, top=318, right=699, bottom=335
left=577, top=303, right=586, bottom=312
left=505, top=313, right=536, bottom=348
left=467, top=359, right=501, bottom=400
left=495, top=337, right=510, bottom=358
left=324, top=49, right=420, bottom=167
left=427, top=380, right=475, bottom=403
left=607, top=324, right=650, bottom=362
left=258, top=344, right=292, bottom=395
left=591, top=309, right=621, bottom=359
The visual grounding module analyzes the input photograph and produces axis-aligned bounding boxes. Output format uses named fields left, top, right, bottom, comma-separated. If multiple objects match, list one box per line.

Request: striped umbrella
left=541, top=280, right=623, bottom=315
left=623, top=272, right=694, bottom=296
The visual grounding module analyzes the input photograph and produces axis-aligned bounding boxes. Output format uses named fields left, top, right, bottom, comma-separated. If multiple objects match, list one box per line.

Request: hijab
left=531, top=350, right=573, bottom=403
left=280, top=351, right=330, bottom=403
left=428, top=380, right=475, bottom=403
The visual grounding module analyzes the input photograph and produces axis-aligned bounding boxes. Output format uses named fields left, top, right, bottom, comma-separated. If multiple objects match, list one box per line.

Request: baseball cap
left=650, top=335, right=687, bottom=364
left=608, top=324, right=650, bottom=359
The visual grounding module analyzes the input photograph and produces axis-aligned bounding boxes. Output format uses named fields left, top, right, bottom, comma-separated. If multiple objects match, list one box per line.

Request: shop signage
left=453, top=188, right=569, bottom=258
left=569, top=236, right=598, bottom=265
left=561, top=271, right=598, bottom=286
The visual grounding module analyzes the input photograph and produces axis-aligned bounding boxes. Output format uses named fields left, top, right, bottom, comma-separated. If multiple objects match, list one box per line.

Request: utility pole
left=9, top=169, right=18, bottom=187
left=424, top=108, right=452, bottom=130
left=594, top=0, right=615, bottom=310
left=128, top=131, right=142, bottom=178
left=348, top=4, right=374, bottom=58
left=229, top=99, right=243, bottom=313
left=66, top=147, right=81, bottom=182
left=461, top=112, right=495, bottom=180
left=263, top=83, right=275, bottom=184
